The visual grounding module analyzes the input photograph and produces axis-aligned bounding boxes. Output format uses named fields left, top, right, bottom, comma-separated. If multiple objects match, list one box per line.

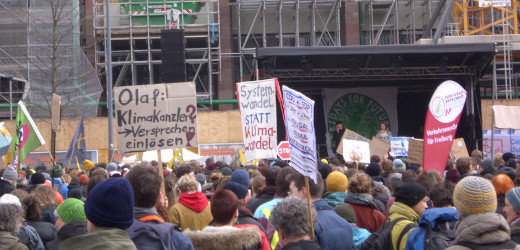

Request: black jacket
left=282, top=240, right=325, bottom=250
left=246, top=192, right=275, bottom=214
left=46, top=221, right=87, bottom=250
left=27, top=221, right=57, bottom=248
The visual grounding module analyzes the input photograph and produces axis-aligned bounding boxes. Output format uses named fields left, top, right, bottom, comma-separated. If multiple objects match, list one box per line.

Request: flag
left=65, top=115, right=87, bottom=167
left=11, top=101, right=45, bottom=170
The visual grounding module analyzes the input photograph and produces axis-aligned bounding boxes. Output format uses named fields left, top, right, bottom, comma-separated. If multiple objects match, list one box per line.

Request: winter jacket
left=254, top=198, right=284, bottom=250
left=323, top=192, right=347, bottom=209
left=246, top=190, right=276, bottom=214
left=345, top=193, right=386, bottom=233
left=168, top=192, right=213, bottom=231
left=41, top=206, right=56, bottom=224
left=127, top=207, right=194, bottom=250
left=405, top=207, right=459, bottom=250
left=498, top=195, right=507, bottom=218
left=17, top=223, right=44, bottom=250
left=313, top=199, right=355, bottom=250
left=0, top=231, right=28, bottom=250
left=27, top=221, right=57, bottom=248
left=511, top=217, right=520, bottom=244
left=184, top=225, right=264, bottom=250
left=46, top=221, right=87, bottom=250
left=351, top=225, right=371, bottom=248
left=446, top=213, right=520, bottom=250
left=282, top=240, right=325, bottom=250
left=59, top=227, right=137, bottom=250
left=388, top=202, right=420, bottom=250
left=0, top=179, right=14, bottom=197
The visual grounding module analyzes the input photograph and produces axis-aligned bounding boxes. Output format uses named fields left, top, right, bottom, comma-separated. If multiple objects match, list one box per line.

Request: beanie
left=83, top=160, right=95, bottom=172
left=68, top=188, right=82, bottom=200
left=365, top=163, right=381, bottom=177
left=0, top=194, right=21, bottom=207
left=223, top=182, right=248, bottom=199
left=51, top=165, right=63, bottom=178
left=221, top=167, right=232, bottom=176
left=2, top=165, right=17, bottom=181
left=334, top=203, right=357, bottom=224
left=326, top=171, right=348, bottom=193
left=195, top=173, right=206, bottom=186
left=453, top=176, right=497, bottom=218
left=106, top=163, right=118, bottom=173
left=389, top=173, right=402, bottom=190
left=497, top=167, right=517, bottom=182
left=84, top=178, right=134, bottom=229
left=78, top=174, right=89, bottom=185
left=230, top=169, right=250, bottom=188
left=503, top=152, right=515, bottom=163
left=506, top=187, right=520, bottom=213
left=31, top=172, right=45, bottom=185
left=56, top=198, right=86, bottom=223
left=445, top=168, right=461, bottom=184
left=479, top=159, right=496, bottom=176
left=393, top=180, right=428, bottom=208
left=393, top=159, right=406, bottom=173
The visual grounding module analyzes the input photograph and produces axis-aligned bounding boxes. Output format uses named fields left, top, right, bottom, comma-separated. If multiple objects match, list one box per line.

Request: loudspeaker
left=161, top=29, right=186, bottom=83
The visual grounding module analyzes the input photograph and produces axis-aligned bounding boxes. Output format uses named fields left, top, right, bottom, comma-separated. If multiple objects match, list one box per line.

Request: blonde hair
left=175, top=175, right=198, bottom=193
left=33, top=185, right=57, bottom=207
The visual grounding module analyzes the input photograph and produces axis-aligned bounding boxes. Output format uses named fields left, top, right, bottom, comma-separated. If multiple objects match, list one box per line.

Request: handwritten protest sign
left=343, top=139, right=370, bottom=163
left=283, top=86, right=318, bottom=183
left=236, top=79, right=277, bottom=161
left=114, top=82, right=198, bottom=153
left=390, top=137, right=412, bottom=157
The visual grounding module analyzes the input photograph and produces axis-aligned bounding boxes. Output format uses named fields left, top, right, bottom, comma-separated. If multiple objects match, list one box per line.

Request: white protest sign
left=236, top=79, right=277, bottom=161
left=114, top=82, right=198, bottom=153
left=342, top=139, right=370, bottom=164
left=390, top=137, right=413, bottom=157
left=283, top=86, right=318, bottom=183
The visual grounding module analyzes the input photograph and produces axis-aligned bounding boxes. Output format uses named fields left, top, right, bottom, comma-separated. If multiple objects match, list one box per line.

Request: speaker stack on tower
left=161, top=29, right=187, bottom=83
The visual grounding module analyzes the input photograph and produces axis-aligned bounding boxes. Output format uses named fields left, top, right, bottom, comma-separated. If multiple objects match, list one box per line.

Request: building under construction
left=1, top=0, right=520, bottom=155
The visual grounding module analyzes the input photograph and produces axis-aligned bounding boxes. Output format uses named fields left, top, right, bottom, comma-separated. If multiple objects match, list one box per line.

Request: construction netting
left=0, top=0, right=102, bottom=118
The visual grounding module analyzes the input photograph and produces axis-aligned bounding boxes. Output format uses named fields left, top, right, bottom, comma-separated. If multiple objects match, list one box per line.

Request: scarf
left=344, top=192, right=377, bottom=209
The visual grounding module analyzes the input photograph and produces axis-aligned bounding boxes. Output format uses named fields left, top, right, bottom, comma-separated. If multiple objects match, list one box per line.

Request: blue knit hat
left=506, top=187, right=520, bottom=213
left=84, top=178, right=134, bottom=229
left=393, top=159, right=406, bottom=173
left=223, top=182, right=248, bottom=199
left=230, top=169, right=249, bottom=188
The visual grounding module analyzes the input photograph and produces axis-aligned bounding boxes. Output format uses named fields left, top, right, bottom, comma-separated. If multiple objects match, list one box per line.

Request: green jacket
left=59, top=227, right=137, bottom=250
left=0, top=231, right=28, bottom=250
left=388, top=202, right=419, bottom=250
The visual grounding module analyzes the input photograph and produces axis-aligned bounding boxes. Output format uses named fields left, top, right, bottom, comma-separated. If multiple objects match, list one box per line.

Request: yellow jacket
left=388, top=202, right=420, bottom=250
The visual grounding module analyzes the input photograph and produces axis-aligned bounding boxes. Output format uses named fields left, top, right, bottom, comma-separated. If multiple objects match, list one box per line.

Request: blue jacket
left=352, top=226, right=371, bottom=249
left=323, top=192, right=347, bottom=209
left=313, top=199, right=355, bottom=250
left=405, top=207, right=459, bottom=250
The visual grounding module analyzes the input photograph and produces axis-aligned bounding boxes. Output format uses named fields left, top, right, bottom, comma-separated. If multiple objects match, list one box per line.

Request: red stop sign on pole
left=277, top=141, right=291, bottom=160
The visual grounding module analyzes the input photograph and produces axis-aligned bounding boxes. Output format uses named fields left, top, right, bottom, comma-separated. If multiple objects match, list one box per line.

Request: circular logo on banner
left=428, top=80, right=467, bottom=123
left=328, top=93, right=390, bottom=141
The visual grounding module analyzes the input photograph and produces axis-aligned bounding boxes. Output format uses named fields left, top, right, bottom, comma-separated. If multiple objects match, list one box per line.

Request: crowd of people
left=0, top=150, right=520, bottom=249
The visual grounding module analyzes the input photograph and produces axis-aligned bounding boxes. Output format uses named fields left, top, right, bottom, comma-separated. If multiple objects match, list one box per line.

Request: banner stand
left=305, top=176, right=315, bottom=241
left=157, top=150, right=166, bottom=196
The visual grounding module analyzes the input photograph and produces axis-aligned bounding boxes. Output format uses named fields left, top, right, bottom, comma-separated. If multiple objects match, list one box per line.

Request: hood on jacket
left=389, top=201, right=420, bottom=223
left=184, top=226, right=261, bottom=250
left=455, top=213, right=511, bottom=245
left=178, top=192, right=209, bottom=213
left=419, top=207, right=459, bottom=229
left=0, top=231, right=26, bottom=250
left=57, top=221, right=87, bottom=241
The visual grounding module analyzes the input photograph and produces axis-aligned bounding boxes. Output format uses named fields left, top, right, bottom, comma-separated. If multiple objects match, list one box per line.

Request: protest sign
left=336, top=129, right=369, bottom=155
left=114, top=82, right=198, bottom=153
left=343, top=139, right=370, bottom=163
left=451, top=138, right=469, bottom=160
left=390, top=137, right=412, bottom=157
left=0, top=122, right=12, bottom=156
left=370, top=136, right=390, bottom=159
left=283, top=86, right=318, bottom=183
left=236, top=79, right=277, bottom=161
left=482, top=130, right=520, bottom=159
left=408, top=138, right=424, bottom=164
left=423, top=80, right=467, bottom=174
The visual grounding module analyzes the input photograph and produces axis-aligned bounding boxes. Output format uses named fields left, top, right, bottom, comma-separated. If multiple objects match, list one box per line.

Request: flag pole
left=157, top=150, right=166, bottom=196
left=305, top=176, right=315, bottom=241
left=42, top=143, right=56, bottom=165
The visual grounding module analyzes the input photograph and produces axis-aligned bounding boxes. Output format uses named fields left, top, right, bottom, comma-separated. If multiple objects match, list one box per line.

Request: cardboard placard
left=343, top=139, right=370, bottom=163
left=370, top=136, right=390, bottom=159
left=336, top=128, right=369, bottom=155
left=114, top=82, right=198, bottom=153
left=408, top=138, right=424, bottom=164
left=451, top=138, right=469, bottom=160
left=51, top=94, right=62, bottom=132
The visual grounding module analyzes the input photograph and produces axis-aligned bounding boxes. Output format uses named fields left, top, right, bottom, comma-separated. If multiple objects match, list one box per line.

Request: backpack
left=126, top=220, right=178, bottom=250
left=18, top=225, right=44, bottom=250
left=424, top=220, right=458, bottom=250
left=359, top=217, right=417, bottom=250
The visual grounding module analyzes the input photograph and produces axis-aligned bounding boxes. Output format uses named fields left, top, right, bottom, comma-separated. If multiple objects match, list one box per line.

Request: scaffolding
left=93, top=0, right=221, bottom=107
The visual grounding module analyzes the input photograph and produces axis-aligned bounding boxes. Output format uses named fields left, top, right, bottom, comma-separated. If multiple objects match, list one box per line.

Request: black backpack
left=359, top=217, right=417, bottom=250
left=424, top=220, right=458, bottom=250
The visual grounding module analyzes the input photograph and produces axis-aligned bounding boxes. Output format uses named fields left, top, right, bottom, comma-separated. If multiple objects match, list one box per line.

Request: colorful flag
left=65, top=115, right=87, bottom=167
left=11, top=101, right=45, bottom=169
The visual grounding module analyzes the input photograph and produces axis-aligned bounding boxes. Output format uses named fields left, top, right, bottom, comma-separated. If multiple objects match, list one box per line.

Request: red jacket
left=348, top=203, right=386, bottom=233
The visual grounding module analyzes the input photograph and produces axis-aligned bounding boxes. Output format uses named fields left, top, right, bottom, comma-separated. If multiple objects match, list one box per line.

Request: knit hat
left=2, top=165, right=17, bottom=181
left=51, top=165, right=63, bottom=178
left=390, top=173, right=402, bottom=190
left=106, top=163, right=118, bottom=173
left=230, top=169, right=250, bottom=188
left=78, top=174, right=89, bottom=185
left=365, top=163, right=381, bottom=177
left=68, top=188, right=82, bottom=200
left=479, top=159, right=496, bottom=176
left=393, top=159, right=406, bottom=173
left=497, top=167, right=517, bottom=182
left=326, top=171, right=348, bottom=193
left=56, top=198, right=86, bottom=223
left=393, top=180, right=428, bottom=208
left=503, top=152, right=515, bottom=163
left=453, top=176, right=497, bottom=218
left=83, top=160, right=95, bottom=172
left=223, top=182, right=248, bottom=199
left=220, top=167, right=232, bottom=176
left=84, top=178, right=134, bottom=229
left=31, top=172, right=45, bottom=185
left=506, top=187, right=520, bottom=213
left=195, top=173, right=206, bottom=186
left=445, top=168, right=461, bottom=184
left=334, top=203, right=357, bottom=223
left=0, top=194, right=21, bottom=207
